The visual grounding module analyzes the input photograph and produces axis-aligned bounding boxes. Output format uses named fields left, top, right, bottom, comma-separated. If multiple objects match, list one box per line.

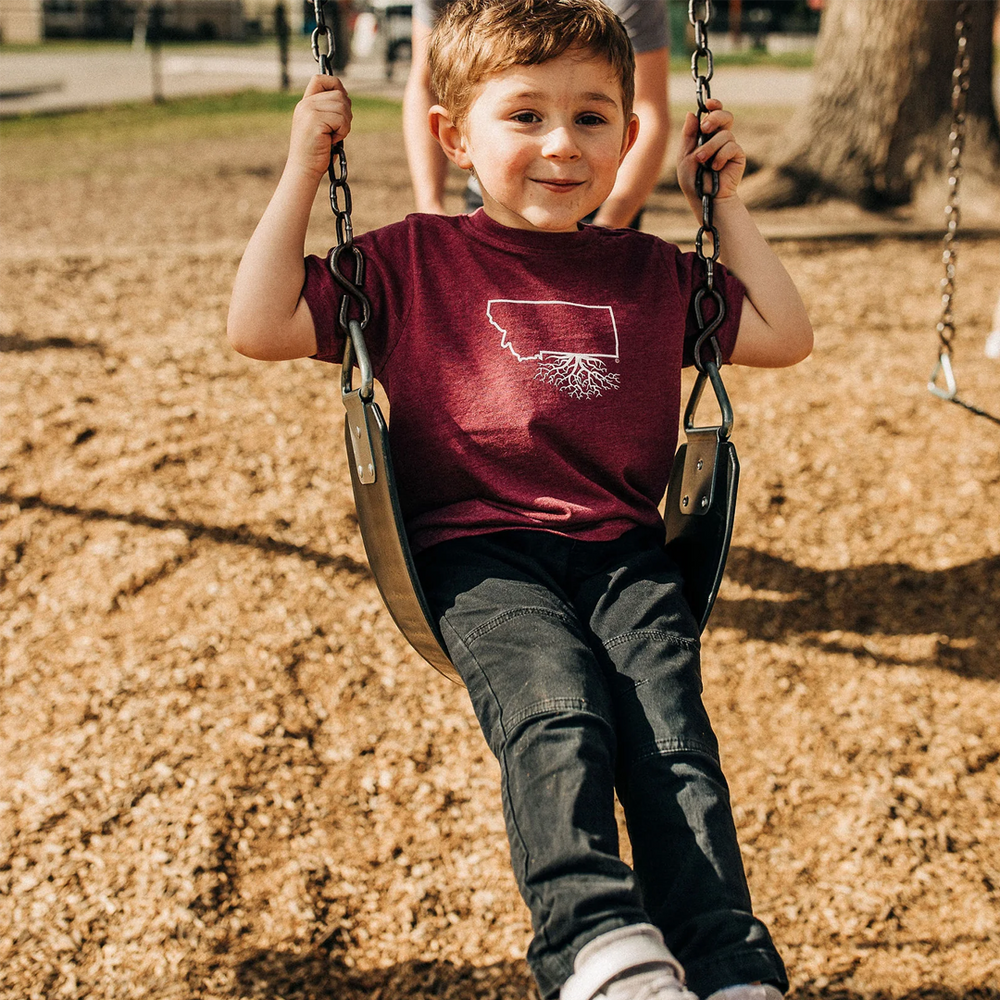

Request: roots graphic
left=534, top=353, right=620, bottom=399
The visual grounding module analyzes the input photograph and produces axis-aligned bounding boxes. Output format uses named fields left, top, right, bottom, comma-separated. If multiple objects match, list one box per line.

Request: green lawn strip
left=669, top=49, right=815, bottom=73
left=0, top=89, right=402, bottom=143
left=0, top=37, right=277, bottom=54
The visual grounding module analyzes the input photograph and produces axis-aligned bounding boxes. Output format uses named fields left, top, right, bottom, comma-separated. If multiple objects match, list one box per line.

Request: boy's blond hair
left=428, top=0, right=636, bottom=129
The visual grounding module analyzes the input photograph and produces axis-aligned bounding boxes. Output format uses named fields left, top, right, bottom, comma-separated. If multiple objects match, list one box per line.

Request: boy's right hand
left=289, top=74, right=353, bottom=183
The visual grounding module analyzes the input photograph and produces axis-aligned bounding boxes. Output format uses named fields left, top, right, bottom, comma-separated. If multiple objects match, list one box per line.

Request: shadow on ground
left=0, top=331, right=104, bottom=353
left=232, top=950, right=538, bottom=1000
left=228, top=947, right=1000, bottom=1000
left=3, top=491, right=995, bottom=678
left=1, top=491, right=369, bottom=577
left=715, top=547, right=997, bottom=679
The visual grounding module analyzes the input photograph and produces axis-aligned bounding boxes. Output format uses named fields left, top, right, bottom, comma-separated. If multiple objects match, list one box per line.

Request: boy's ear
left=429, top=105, right=473, bottom=170
left=620, top=113, right=640, bottom=163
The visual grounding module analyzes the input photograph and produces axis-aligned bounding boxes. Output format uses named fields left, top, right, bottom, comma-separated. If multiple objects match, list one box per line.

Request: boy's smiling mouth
left=532, top=178, right=585, bottom=191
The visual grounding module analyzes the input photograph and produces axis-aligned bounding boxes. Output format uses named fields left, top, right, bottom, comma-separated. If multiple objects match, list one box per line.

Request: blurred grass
left=670, top=48, right=814, bottom=71
left=0, top=89, right=403, bottom=143
left=0, top=37, right=276, bottom=54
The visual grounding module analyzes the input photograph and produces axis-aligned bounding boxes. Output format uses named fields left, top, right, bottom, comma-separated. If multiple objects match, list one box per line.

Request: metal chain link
left=935, top=0, right=969, bottom=365
left=927, top=1, right=998, bottom=424
left=312, top=0, right=374, bottom=399
left=688, top=0, right=725, bottom=373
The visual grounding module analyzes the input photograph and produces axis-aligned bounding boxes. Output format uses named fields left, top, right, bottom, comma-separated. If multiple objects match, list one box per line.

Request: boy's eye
left=511, top=111, right=540, bottom=124
left=578, top=113, right=607, bottom=126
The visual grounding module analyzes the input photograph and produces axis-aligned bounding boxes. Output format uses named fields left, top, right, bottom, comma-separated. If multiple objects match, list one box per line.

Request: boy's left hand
left=677, top=99, right=746, bottom=209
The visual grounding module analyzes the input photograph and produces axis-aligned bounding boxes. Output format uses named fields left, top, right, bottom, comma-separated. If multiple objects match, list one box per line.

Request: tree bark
left=743, top=0, right=1000, bottom=216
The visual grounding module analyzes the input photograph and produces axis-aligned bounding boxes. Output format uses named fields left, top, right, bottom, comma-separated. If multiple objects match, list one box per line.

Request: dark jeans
left=415, top=527, right=787, bottom=999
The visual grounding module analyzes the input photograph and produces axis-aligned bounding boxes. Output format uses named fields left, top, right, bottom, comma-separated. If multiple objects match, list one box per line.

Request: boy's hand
left=289, top=74, right=353, bottom=183
left=677, top=99, right=746, bottom=211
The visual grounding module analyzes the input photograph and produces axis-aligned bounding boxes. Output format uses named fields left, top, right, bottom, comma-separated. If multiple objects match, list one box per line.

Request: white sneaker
left=560, top=924, right=698, bottom=1000
left=705, top=985, right=784, bottom=1000
left=603, top=967, right=700, bottom=1000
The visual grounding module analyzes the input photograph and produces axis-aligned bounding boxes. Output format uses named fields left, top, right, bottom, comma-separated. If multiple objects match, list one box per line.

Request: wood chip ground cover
left=1, top=108, right=998, bottom=1000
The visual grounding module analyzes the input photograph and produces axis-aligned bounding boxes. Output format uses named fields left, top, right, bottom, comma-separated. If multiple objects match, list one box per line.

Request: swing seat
left=341, top=318, right=459, bottom=683
left=345, top=371, right=737, bottom=674
left=341, top=327, right=737, bottom=675
left=344, top=389, right=460, bottom=682
left=663, top=361, right=739, bottom=633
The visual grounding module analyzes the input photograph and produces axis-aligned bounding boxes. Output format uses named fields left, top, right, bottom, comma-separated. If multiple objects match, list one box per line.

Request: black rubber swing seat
left=662, top=358, right=740, bottom=633
left=341, top=320, right=460, bottom=682
left=342, top=314, right=738, bottom=680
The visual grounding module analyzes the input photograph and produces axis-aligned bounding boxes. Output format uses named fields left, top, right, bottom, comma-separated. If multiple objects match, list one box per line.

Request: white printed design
left=486, top=299, right=621, bottom=399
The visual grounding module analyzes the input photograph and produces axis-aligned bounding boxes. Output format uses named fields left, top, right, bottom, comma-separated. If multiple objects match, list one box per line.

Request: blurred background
left=1, top=0, right=830, bottom=113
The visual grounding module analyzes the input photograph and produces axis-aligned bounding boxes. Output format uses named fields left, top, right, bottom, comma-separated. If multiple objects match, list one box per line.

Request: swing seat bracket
left=928, top=352, right=958, bottom=401
left=343, top=389, right=377, bottom=485
left=674, top=427, right=723, bottom=515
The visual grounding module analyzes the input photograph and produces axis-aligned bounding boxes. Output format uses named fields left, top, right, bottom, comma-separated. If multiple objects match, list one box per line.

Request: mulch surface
left=2, top=113, right=999, bottom=1000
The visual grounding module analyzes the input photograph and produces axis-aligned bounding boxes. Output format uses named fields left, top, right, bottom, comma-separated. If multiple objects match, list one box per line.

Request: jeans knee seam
left=631, top=738, right=721, bottom=767
left=502, top=698, right=613, bottom=739
left=604, top=628, right=700, bottom=653
left=465, top=605, right=578, bottom=646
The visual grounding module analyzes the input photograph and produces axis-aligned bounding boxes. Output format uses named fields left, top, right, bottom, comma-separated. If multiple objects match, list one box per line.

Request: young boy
left=228, top=1, right=813, bottom=998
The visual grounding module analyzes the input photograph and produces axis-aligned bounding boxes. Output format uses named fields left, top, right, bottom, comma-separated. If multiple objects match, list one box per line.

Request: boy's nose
left=541, top=127, right=581, bottom=159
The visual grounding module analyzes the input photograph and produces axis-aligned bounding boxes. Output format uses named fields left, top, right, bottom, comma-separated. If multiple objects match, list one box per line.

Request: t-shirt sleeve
left=301, top=222, right=411, bottom=371
left=302, top=252, right=345, bottom=363
left=677, top=252, right=746, bottom=368
left=607, top=0, right=669, bottom=54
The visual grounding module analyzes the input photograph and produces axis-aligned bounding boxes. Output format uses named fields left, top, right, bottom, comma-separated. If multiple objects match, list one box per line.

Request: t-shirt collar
left=461, top=208, right=594, bottom=254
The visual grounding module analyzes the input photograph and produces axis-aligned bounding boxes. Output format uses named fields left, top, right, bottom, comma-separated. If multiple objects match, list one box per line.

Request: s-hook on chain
left=312, top=0, right=374, bottom=401
left=688, top=0, right=726, bottom=378
left=927, top=1, right=999, bottom=425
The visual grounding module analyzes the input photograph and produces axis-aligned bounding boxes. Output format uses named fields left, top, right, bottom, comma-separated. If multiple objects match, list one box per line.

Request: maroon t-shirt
left=303, top=210, right=744, bottom=553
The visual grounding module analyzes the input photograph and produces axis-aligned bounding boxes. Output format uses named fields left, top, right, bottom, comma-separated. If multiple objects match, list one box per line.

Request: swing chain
left=688, top=0, right=725, bottom=374
left=310, top=0, right=334, bottom=75
left=934, top=0, right=970, bottom=365
left=926, top=4, right=999, bottom=425
left=312, top=0, right=374, bottom=398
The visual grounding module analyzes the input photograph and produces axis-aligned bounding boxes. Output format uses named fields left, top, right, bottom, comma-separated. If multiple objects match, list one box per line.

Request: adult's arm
left=402, top=17, right=451, bottom=214
left=591, top=47, right=670, bottom=229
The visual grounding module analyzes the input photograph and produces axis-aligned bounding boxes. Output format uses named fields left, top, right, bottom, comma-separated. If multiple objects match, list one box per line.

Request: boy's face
left=432, top=49, right=639, bottom=233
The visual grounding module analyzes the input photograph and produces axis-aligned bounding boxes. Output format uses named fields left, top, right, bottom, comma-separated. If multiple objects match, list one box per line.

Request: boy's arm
left=712, top=196, right=813, bottom=368
left=678, top=101, right=813, bottom=369
left=227, top=75, right=352, bottom=361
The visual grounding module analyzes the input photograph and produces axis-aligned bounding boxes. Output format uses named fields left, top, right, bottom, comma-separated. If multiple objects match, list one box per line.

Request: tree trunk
left=743, top=0, right=1000, bottom=217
